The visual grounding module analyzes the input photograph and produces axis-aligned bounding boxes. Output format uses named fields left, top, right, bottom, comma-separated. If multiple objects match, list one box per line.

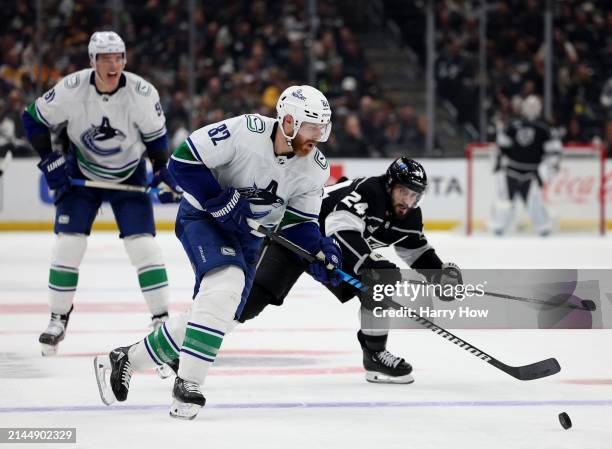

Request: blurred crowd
left=0, top=0, right=428, bottom=159
left=431, top=0, right=612, bottom=151
left=4, top=1, right=609, bottom=160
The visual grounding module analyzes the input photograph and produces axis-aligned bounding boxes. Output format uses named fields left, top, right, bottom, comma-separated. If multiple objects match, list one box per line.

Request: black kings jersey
left=496, top=117, right=561, bottom=175
left=320, top=176, right=439, bottom=275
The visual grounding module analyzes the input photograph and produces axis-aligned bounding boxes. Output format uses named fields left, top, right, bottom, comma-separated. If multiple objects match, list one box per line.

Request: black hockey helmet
left=385, top=157, right=428, bottom=193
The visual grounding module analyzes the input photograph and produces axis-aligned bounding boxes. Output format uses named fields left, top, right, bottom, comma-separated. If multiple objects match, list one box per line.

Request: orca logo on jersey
left=238, top=180, right=284, bottom=208
left=80, top=116, right=127, bottom=156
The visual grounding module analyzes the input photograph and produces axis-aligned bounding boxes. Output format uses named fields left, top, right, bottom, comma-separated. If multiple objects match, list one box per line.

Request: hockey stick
left=402, top=279, right=596, bottom=312
left=70, top=179, right=160, bottom=194
left=247, top=219, right=560, bottom=381
left=0, top=149, right=13, bottom=177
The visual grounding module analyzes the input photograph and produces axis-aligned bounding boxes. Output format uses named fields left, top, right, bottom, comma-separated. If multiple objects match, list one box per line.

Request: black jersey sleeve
left=323, top=179, right=383, bottom=275
left=392, top=208, right=437, bottom=267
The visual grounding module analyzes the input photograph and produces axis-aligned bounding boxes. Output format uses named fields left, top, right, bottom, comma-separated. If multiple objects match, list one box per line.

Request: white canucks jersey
left=33, top=68, right=166, bottom=182
left=174, top=114, right=330, bottom=228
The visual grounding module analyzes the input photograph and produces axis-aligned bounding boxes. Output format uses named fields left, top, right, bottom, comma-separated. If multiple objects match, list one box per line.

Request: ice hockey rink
left=1, top=231, right=611, bottom=449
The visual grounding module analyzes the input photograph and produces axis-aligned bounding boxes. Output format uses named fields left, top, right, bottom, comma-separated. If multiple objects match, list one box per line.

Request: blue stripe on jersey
left=168, top=157, right=222, bottom=205
left=22, top=109, right=48, bottom=136
left=186, top=137, right=204, bottom=163
left=281, top=221, right=321, bottom=255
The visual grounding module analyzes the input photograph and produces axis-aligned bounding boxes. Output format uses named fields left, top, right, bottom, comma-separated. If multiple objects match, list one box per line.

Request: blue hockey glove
left=309, top=237, right=342, bottom=286
left=431, top=262, right=463, bottom=301
left=37, top=152, right=69, bottom=190
left=204, top=187, right=269, bottom=236
left=151, top=166, right=183, bottom=203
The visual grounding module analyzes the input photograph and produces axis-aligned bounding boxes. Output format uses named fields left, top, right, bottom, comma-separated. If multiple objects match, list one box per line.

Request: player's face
left=292, top=121, right=330, bottom=156
left=93, top=53, right=125, bottom=91
left=390, top=184, right=422, bottom=218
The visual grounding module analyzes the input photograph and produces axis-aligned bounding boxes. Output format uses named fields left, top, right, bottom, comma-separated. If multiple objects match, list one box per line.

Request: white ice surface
left=1, top=231, right=611, bottom=449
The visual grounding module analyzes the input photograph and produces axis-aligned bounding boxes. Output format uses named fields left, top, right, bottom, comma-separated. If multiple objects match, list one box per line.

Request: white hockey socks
left=48, top=233, right=87, bottom=314
left=129, top=312, right=189, bottom=370
left=123, top=235, right=169, bottom=317
left=359, top=306, right=390, bottom=337
left=178, top=265, right=245, bottom=385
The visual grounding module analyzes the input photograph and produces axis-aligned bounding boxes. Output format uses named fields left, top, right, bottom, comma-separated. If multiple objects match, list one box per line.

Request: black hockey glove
left=358, top=253, right=402, bottom=310
left=430, top=262, right=463, bottom=301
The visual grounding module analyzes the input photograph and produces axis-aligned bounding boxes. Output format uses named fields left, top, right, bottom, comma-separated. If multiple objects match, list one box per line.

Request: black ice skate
left=362, top=348, right=414, bottom=384
left=39, top=305, right=73, bottom=356
left=93, top=346, right=134, bottom=405
left=169, top=377, right=206, bottom=420
left=358, top=331, right=414, bottom=384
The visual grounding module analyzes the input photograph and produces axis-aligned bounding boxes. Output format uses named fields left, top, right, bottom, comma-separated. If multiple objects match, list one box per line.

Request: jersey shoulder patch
left=245, top=114, right=266, bottom=133
left=134, top=79, right=152, bottom=97
left=313, top=148, right=328, bottom=170
left=125, top=72, right=154, bottom=97
left=63, top=73, right=81, bottom=89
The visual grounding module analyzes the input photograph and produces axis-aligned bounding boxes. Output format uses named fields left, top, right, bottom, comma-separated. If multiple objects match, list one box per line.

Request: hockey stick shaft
left=248, top=219, right=560, bottom=381
left=70, top=179, right=159, bottom=194
left=247, top=219, right=367, bottom=291
left=0, top=150, right=13, bottom=177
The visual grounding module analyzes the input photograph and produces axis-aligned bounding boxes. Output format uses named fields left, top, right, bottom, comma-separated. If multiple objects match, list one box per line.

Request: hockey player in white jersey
left=22, top=32, right=182, bottom=357
left=94, top=85, right=342, bottom=420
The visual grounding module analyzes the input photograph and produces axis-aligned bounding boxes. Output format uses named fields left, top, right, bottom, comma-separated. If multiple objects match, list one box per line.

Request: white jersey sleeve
left=185, top=116, right=243, bottom=168
left=131, top=79, right=167, bottom=142
left=33, top=72, right=82, bottom=127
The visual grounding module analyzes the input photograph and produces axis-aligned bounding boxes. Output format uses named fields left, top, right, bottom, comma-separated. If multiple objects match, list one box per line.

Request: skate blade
left=156, top=364, right=174, bottom=379
left=169, top=399, right=202, bottom=420
left=365, top=371, right=415, bottom=384
left=40, top=343, right=58, bottom=357
left=93, top=356, right=116, bottom=405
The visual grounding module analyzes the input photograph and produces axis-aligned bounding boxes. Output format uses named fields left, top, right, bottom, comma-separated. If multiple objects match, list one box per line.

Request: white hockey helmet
left=88, top=31, right=126, bottom=62
left=276, top=85, right=332, bottom=142
left=520, top=95, right=542, bottom=121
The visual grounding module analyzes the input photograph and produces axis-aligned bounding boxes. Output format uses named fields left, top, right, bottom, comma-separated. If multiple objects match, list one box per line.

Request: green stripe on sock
left=49, top=268, right=78, bottom=288
left=146, top=329, right=177, bottom=363
left=183, top=327, right=223, bottom=357
left=138, top=268, right=168, bottom=289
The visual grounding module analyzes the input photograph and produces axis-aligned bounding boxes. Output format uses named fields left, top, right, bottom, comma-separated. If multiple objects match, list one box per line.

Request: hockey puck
left=581, top=300, right=596, bottom=311
left=558, top=412, right=572, bottom=429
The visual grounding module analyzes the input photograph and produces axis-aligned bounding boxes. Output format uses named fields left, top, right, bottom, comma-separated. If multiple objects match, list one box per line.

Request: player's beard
left=291, top=134, right=316, bottom=157
left=392, top=202, right=410, bottom=218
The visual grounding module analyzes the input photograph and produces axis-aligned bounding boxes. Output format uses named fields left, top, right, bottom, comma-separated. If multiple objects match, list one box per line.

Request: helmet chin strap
left=278, top=120, right=300, bottom=153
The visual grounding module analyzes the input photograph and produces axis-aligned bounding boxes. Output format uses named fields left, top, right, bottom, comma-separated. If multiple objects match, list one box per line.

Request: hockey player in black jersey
left=240, top=157, right=463, bottom=384
left=492, top=95, right=562, bottom=235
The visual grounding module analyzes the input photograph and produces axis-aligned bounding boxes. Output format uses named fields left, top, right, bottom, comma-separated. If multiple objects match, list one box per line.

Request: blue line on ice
left=2, top=400, right=612, bottom=414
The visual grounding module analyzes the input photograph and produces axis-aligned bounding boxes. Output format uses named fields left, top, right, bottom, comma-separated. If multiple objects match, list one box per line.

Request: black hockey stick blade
left=493, top=357, right=561, bottom=381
